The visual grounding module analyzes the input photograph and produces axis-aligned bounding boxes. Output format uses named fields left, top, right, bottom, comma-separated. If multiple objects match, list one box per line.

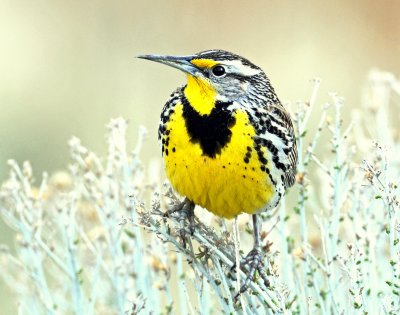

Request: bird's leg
left=234, top=214, right=270, bottom=299
left=163, top=197, right=195, bottom=247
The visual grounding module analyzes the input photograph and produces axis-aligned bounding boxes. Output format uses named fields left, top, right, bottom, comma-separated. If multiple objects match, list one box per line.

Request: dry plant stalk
left=0, top=70, right=399, bottom=314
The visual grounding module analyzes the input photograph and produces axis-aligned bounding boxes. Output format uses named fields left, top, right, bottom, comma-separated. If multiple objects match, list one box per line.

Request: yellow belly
left=163, top=104, right=275, bottom=219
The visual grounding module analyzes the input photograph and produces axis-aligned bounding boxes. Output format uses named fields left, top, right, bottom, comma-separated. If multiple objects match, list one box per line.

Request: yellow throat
left=184, top=75, right=217, bottom=115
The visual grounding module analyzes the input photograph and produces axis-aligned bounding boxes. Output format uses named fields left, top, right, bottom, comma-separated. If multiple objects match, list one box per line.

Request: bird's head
left=138, top=50, right=276, bottom=114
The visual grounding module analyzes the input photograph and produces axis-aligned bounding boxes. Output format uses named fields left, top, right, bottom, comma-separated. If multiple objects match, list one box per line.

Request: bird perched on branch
left=138, top=50, right=297, bottom=295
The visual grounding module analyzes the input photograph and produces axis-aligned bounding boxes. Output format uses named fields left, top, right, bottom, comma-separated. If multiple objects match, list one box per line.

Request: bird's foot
left=164, top=197, right=195, bottom=248
left=231, top=247, right=270, bottom=300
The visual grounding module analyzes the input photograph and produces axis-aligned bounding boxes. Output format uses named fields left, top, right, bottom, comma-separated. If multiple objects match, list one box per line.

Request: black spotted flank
left=182, top=96, right=236, bottom=158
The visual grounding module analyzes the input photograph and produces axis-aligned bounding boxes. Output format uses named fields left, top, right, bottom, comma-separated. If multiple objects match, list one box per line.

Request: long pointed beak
left=137, top=54, right=198, bottom=75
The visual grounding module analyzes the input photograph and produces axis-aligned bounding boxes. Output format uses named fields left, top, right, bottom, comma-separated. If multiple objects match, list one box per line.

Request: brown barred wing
left=265, top=103, right=298, bottom=189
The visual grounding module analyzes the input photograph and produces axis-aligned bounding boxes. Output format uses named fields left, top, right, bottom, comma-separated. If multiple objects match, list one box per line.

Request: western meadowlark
left=139, top=49, right=297, bottom=294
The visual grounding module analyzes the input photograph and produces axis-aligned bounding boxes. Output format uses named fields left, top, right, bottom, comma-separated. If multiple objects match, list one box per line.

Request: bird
left=138, top=49, right=297, bottom=295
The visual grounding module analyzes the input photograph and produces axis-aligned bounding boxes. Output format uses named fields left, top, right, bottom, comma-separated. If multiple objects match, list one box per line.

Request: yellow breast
left=163, top=103, right=275, bottom=219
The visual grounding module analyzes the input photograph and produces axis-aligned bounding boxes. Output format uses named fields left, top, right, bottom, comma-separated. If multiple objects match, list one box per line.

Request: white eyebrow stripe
left=203, top=50, right=218, bottom=54
left=223, top=60, right=261, bottom=76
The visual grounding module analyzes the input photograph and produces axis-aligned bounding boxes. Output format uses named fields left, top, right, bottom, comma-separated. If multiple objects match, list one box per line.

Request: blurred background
left=0, top=0, right=399, bottom=313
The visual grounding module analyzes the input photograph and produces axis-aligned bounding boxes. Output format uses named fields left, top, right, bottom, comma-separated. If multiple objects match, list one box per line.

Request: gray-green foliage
left=0, top=71, right=399, bottom=314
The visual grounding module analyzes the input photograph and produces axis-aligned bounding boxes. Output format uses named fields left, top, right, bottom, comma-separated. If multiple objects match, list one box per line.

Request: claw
left=164, top=197, right=195, bottom=248
left=258, top=265, right=271, bottom=288
left=232, top=247, right=267, bottom=300
left=232, top=214, right=270, bottom=299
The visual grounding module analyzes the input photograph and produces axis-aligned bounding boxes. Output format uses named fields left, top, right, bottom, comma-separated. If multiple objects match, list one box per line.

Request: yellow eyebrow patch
left=191, top=59, right=218, bottom=69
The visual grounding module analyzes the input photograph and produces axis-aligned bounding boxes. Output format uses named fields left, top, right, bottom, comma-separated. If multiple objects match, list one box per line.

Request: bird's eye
left=212, top=65, right=226, bottom=76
